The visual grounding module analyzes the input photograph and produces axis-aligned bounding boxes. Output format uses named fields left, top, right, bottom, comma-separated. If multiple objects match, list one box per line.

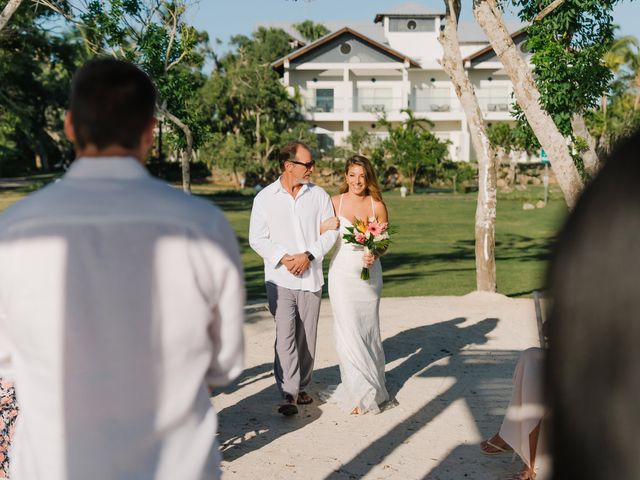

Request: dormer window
left=389, top=17, right=435, bottom=32
left=340, top=42, right=352, bottom=55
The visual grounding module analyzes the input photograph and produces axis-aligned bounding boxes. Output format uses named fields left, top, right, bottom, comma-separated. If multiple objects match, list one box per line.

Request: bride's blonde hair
left=339, top=155, right=384, bottom=203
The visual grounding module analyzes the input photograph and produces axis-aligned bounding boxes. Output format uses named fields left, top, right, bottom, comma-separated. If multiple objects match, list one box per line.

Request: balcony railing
left=353, top=97, right=402, bottom=113
left=410, top=96, right=460, bottom=112
left=301, top=97, right=345, bottom=114
left=477, top=97, right=511, bottom=113
left=411, top=95, right=511, bottom=113
left=300, top=95, right=512, bottom=115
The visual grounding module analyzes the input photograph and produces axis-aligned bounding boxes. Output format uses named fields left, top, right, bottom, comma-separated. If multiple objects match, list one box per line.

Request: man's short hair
left=277, top=141, right=311, bottom=170
left=70, top=58, right=157, bottom=150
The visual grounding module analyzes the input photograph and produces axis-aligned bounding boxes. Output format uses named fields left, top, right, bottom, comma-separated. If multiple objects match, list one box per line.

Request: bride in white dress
left=321, top=155, right=389, bottom=414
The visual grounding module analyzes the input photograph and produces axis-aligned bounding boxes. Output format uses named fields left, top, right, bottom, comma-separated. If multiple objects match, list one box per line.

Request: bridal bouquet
left=342, top=217, right=393, bottom=280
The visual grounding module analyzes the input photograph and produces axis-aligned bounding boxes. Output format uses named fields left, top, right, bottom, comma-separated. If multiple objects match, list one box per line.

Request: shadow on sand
left=216, top=314, right=520, bottom=479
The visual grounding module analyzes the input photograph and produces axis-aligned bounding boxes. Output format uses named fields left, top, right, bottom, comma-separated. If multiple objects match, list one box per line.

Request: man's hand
left=282, top=253, right=310, bottom=276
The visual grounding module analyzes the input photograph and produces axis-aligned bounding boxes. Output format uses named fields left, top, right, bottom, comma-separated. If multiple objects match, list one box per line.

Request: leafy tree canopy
left=0, top=1, right=80, bottom=175
left=511, top=0, right=622, bottom=137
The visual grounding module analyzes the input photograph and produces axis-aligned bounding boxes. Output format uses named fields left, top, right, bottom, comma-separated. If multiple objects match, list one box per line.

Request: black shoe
left=278, top=394, right=299, bottom=416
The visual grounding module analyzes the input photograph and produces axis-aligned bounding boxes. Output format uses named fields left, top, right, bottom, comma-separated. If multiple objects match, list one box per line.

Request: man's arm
left=248, top=199, right=288, bottom=267
left=206, top=219, right=246, bottom=388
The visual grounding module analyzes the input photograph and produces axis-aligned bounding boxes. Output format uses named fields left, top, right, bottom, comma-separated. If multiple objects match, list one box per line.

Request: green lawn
left=0, top=181, right=567, bottom=301
left=194, top=185, right=567, bottom=300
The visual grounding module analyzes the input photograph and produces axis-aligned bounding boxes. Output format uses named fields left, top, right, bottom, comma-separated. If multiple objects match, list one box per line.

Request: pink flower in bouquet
left=378, top=222, right=388, bottom=233
left=366, top=222, right=383, bottom=236
left=354, top=232, right=366, bottom=244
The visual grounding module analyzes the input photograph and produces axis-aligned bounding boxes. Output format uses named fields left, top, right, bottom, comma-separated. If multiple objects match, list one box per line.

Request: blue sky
left=188, top=0, right=640, bottom=53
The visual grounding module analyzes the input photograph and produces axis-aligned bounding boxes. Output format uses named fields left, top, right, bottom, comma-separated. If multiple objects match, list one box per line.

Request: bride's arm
left=320, top=216, right=340, bottom=234
left=373, top=201, right=389, bottom=257
left=319, top=196, right=340, bottom=234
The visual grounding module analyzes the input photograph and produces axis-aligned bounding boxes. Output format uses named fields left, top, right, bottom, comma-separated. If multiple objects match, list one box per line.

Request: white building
left=270, top=3, right=530, bottom=162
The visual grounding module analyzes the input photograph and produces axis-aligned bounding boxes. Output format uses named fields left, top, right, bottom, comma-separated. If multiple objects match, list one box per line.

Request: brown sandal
left=480, top=438, right=513, bottom=455
left=297, top=391, right=313, bottom=405
left=510, top=468, right=536, bottom=480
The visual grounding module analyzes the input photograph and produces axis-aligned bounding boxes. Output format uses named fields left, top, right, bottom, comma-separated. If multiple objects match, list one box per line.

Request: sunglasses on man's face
left=288, top=159, right=315, bottom=170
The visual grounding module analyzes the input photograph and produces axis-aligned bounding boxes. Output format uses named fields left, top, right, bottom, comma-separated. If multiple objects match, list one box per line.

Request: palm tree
left=293, top=20, right=329, bottom=43
left=605, top=35, right=640, bottom=109
left=595, top=35, right=640, bottom=153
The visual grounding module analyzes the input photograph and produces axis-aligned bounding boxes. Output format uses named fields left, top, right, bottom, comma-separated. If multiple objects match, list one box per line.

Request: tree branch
left=0, top=0, right=24, bottom=33
left=534, top=0, right=565, bottom=22
left=164, top=3, right=179, bottom=72
left=166, top=49, right=189, bottom=71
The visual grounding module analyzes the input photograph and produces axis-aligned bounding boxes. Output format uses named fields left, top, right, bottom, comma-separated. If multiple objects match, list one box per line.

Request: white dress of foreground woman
left=482, top=347, right=549, bottom=480
left=324, top=156, right=390, bottom=414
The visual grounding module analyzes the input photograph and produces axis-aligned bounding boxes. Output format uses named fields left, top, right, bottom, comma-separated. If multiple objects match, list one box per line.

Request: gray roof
left=374, top=2, right=445, bottom=17
left=258, top=19, right=525, bottom=45
left=258, top=21, right=387, bottom=45
left=457, top=20, right=526, bottom=43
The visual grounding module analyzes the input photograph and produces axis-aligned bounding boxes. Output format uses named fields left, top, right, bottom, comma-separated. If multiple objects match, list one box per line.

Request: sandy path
left=213, top=293, right=541, bottom=480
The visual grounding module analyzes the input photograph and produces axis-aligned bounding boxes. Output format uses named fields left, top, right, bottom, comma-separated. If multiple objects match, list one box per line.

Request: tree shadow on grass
left=195, top=192, right=255, bottom=213
left=244, top=263, right=268, bottom=301
left=380, top=234, right=553, bottom=291
left=495, top=233, right=554, bottom=263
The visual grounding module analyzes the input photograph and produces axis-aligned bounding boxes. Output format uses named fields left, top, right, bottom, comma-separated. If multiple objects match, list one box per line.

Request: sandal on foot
left=297, top=391, right=313, bottom=405
left=509, top=468, right=535, bottom=480
left=278, top=394, right=298, bottom=416
left=480, top=438, right=513, bottom=455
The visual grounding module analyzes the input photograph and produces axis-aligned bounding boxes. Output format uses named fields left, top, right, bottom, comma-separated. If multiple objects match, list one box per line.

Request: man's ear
left=64, top=111, right=76, bottom=142
left=141, top=117, right=157, bottom=149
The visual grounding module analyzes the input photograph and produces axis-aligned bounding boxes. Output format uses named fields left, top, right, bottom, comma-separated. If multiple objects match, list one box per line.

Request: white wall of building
left=279, top=11, right=528, bottom=163
left=383, top=16, right=444, bottom=67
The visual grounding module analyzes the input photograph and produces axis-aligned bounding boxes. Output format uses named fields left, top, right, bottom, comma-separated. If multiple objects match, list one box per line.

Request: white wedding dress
left=326, top=194, right=389, bottom=414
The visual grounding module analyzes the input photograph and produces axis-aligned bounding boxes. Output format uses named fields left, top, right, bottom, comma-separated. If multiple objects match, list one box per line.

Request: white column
left=402, top=60, right=410, bottom=111
left=283, top=59, right=290, bottom=87
left=342, top=66, right=350, bottom=146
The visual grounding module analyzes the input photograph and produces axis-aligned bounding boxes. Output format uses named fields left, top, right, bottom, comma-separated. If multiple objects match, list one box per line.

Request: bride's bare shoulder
left=373, top=199, right=388, bottom=221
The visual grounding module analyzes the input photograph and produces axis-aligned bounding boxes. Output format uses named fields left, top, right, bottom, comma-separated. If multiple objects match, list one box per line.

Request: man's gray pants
left=266, top=282, right=321, bottom=399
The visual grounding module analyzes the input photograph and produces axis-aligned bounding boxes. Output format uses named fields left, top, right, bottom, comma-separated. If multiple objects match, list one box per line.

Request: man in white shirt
left=0, top=59, right=245, bottom=480
left=249, top=142, right=338, bottom=415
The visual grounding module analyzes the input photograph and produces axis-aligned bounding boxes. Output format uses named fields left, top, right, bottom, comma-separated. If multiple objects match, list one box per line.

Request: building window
left=340, top=42, right=352, bottom=55
left=389, top=17, right=435, bottom=32
left=314, top=89, right=334, bottom=112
